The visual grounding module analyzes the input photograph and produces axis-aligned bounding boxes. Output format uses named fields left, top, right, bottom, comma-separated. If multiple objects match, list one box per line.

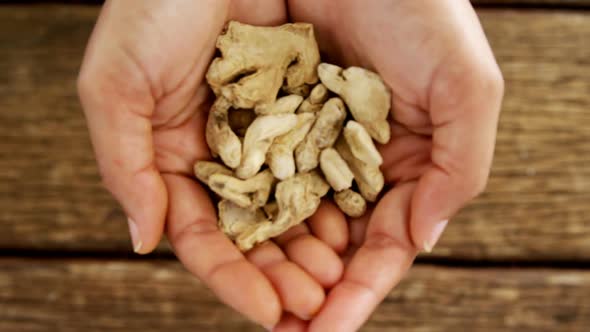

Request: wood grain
left=0, top=6, right=589, bottom=260
left=0, top=258, right=588, bottom=332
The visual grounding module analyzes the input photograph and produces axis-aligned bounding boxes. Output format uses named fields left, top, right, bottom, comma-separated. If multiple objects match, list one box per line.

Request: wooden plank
left=0, top=6, right=169, bottom=253
left=0, top=6, right=589, bottom=260
left=0, top=258, right=588, bottom=331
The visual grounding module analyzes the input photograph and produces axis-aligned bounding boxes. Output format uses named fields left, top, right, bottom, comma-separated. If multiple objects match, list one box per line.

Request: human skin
left=78, top=1, right=503, bottom=331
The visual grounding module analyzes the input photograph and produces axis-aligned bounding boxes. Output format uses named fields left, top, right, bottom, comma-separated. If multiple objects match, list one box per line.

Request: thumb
left=410, top=63, right=504, bottom=252
left=78, top=18, right=166, bottom=254
left=78, top=67, right=167, bottom=254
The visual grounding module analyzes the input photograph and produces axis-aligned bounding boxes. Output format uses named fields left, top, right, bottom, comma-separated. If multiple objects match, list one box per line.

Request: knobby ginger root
left=334, top=189, right=367, bottom=218
left=295, top=97, right=347, bottom=173
left=318, top=63, right=391, bottom=144
left=218, top=200, right=266, bottom=239
left=235, top=171, right=329, bottom=251
left=297, top=83, right=328, bottom=113
left=236, top=113, right=298, bottom=179
left=344, top=120, right=383, bottom=167
left=335, top=136, right=385, bottom=202
left=206, top=21, right=320, bottom=110
left=205, top=98, right=242, bottom=168
left=208, top=170, right=276, bottom=209
left=195, top=21, right=392, bottom=251
left=319, top=148, right=354, bottom=192
left=267, top=113, right=316, bottom=180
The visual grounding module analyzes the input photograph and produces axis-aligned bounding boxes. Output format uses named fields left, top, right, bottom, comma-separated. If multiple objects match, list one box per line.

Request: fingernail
left=423, top=220, right=448, bottom=253
left=127, top=217, right=143, bottom=253
left=299, top=315, right=312, bottom=321
left=263, top=325, right=274, bottom=331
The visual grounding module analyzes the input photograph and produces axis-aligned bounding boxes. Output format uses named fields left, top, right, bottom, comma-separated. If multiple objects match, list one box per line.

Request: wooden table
left=1, top=1, right=589, bottom=331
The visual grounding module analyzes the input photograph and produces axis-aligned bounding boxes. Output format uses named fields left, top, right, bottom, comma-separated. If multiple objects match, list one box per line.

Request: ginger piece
left=235, top=113, right=298, bottom=179
left=334, top=189, right=367, bottom=218
left=218, top=200, right=267, bottom=240
left=357, top=180, right=380, bottom=203
left=267, top=113, right=316, bottom=180
left=318, top=63, right=391, bottom=144
left=283, top=84, right=311, bottom=97
left=228, top=108, right=256, bottom=136
left=295, top=98, right=347, bottom=172
left=255, top=94, right=303, bottom=116
left=194, top=160, right=233, bottom=184
left=343, top=121, right=383, bottom=166
left=206, top=21, right=320, bottom=110
left=235, top=171, right=329, bottom=251
left=335, top=136, right=384, bottom=202
left=319, top=148, right=354, bottom=192
left=206, top=98, right=243, bottom=169
left=297, top=83, right=329, bottom=113
left=208, top=170, right=275, bottom=209
left=309, top=84, right=329, bottom=104
left=201, top=22, right=395, bottom=247
left=262, top=201, right=279, bottom=220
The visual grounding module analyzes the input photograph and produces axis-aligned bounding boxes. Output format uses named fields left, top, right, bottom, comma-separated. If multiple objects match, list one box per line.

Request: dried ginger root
left=318, top=63, right=391, bottom=144
left=235, top=171, right=329, bottom=251
left=206, top=21, right=320, bottom=110
left=295, top=98, right=347, bottom=172
left=267, top=113, right=316, bottom=180
left=195, top=21, right=393, bottom=251
left=218, top=200, right=266, bottom=239
left=334, top=189, right=367, bottom=218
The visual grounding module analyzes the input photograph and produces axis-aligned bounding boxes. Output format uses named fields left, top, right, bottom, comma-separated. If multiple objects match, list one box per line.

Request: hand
left=77, top=0, right=320, bottom=328
left=278, top=0, right=504, bottom=331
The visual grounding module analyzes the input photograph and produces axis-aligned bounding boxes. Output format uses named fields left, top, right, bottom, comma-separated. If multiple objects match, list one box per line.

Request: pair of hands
left=78, top=0, right=504, bottom=330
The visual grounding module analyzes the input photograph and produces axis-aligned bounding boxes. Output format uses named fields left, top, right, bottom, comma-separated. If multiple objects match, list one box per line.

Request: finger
left=163, top=174, right=281, bottom=328
left=349, top=211, right=371, bottom=249
left=343, top=212, right=371, bottom=267
left=309, top=183, right=419, bottom=332
left=273, top=223, right=310, bottom=246
left=272, top=313, right=308, bottom=332
left=340, top=247, right=357, bottom=267
left=283, top=234, right=344, bottom=288
left=78, top=42, right=165, bottom=254
left=230, top=0, right=287, bottom=26
left=246, top=242, right=325, bottom=321
left=307, top=200, right=349, bottom=253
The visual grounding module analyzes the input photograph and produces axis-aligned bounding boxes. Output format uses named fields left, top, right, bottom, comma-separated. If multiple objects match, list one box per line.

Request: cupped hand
left=77, top=0, right=342, bottom=329
left=277, top=0, right=504, bottom=331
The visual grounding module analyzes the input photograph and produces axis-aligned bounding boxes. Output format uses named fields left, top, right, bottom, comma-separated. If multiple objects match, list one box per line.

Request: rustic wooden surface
left=1, top=2, right=589, bottom=332
left=1, top=6, right=589, bottom=260
left=0, top=259, right=587, bottom=332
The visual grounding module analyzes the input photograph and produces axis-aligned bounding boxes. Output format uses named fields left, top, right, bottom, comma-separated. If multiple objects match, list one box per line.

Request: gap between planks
left=2, top=250, right=590, bottom=270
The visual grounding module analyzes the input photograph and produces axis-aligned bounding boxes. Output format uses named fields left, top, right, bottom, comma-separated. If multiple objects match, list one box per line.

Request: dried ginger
left=195, top=21, right=392, bottom=251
